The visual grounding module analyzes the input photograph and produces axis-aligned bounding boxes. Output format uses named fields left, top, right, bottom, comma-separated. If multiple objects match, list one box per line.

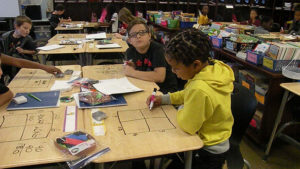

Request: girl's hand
left=146, top=95, right=162, bottom=108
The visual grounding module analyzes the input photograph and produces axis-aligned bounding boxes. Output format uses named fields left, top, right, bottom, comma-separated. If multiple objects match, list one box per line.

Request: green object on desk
left=28, top=93, right=42, bottom=102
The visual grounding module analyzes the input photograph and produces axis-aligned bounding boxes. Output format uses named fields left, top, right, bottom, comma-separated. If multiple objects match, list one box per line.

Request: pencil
left=28, top=93, right=42, bottom=102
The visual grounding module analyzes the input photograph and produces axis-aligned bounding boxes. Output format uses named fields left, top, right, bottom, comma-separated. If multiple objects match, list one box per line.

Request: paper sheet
left=86, top=33, right=106, bottom=39
left=37, top=44, right=64, bottom=51
left=64, top=106, right=77, bottom=132
left=95, top=43, right=121, bottom=49
left=51, top=80, right=73, bottom=92
left=93, top=77, right=143, bottom=95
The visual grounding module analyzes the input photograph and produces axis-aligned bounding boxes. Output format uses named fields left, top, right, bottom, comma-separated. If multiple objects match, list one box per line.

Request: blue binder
left=7, top=91, right=60, bottom=111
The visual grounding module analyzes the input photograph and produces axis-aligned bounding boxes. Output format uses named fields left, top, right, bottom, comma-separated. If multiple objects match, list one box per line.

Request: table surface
left=85, top=39, right=129, bottom=53
left=280, top=82, right=300, bottom=96
left=82, top=65, right=203, bottom=163
left=0, top=65, right=84, bottom=168
left=0, top=65, right=203, bottom=167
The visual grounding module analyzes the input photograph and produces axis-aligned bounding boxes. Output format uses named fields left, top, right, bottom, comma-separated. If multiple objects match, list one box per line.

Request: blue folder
left=7, top=91, right=60, bottom=111
left=78, top=94, right=127, bottom=109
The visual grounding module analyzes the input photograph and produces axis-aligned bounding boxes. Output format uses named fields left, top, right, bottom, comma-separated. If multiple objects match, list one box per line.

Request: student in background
left=105, top=4, right=118, bottom=33
left=254, top=16, right=273, bottom=34
left=1, top=16, right=37, bottom=80
left=0, top=52, right=62, bottom=107
left=198, top=5, right=211, bottom=25
left=49, top=4, right=71, bottom=36
left=288, top=4, right=300, bottom=35
left=124, top=19, right=178, bottom=94
left=114, top=7, right=137, bottom=41
left=2, top=16, right=36, bottom=61
left=146, top=29, right=234, bottom=169
left=241, top=9, right=260, bottom=26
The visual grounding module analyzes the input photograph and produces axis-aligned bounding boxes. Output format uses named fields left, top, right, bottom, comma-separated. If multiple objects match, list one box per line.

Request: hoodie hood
left=189, top=60, right=235, bottom=94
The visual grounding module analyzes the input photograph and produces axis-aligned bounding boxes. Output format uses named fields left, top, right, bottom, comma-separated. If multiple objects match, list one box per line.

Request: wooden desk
left=55, top=22, right=84, bottom=33
left=0, top=65, right=85, bottom=168
left=48, top=33, right=87, bottom=43
left=264, top=82, right=300, bottom=159
left=85, top=39, right=129, bottom=65
left=82, top=65, right=203, bottom=169
left=38, top=38, right=87, bottom=66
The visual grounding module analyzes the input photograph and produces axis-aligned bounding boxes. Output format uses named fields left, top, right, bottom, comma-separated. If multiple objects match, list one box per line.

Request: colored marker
left=28, top=93, right=42, bottom=102
left=149, top=88, right=157, bottom=110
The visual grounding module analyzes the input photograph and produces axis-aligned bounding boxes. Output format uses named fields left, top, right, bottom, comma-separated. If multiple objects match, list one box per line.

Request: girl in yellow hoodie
left=147, top=29, right=235, bottom=169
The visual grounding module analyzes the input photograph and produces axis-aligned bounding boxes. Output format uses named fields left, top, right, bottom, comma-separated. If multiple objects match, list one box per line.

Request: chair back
left=230, top=83, right=257, bottom=145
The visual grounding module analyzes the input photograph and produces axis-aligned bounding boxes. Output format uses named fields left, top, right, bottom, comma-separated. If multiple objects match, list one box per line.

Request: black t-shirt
left=7, top=31, right=36, bottom=59
left=0, top=52, right=9, bottom=94
left=126, top=41, right=178, bottom=94
left=49, top=13, right=66, bottom=36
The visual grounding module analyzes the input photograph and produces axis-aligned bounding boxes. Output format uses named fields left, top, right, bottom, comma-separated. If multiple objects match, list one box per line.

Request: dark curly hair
left=165, top=28, right=212, bottom=66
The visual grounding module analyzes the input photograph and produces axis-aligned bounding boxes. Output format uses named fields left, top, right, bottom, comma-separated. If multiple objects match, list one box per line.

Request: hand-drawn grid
left=0, top=111, right=54, bottom=143
left=10, top=69, right=53, bottom=88
left=95, top=66, right=122, bottom=75
left=117, top=107, right=176, bottom=135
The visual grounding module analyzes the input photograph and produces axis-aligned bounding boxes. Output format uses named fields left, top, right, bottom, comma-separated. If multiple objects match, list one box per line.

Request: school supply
left=7, top=91, right=60, bottom=110
left=93, top=77, right=143, bottom=95
left=149, top=88, right=157, bottom=110
left=86, top=33, right=106, bottom=39
left=28, top=93, right=42, bottom=102
left=91, top=109, right=106, bottom=136
left=95, top=43, right=121, bottom=49
left=37, top=44, right=64, bottom=51
left=51, top=81, right=73, bottom=92
left=12, top=95, right=27, bottom=104
left=78, top=91, right=114, bottom=106
left=64, top=106, right=77, bottom=132
left=73, top=92, right=127, bottom=109
left=97, top=39, right=113, bottom=45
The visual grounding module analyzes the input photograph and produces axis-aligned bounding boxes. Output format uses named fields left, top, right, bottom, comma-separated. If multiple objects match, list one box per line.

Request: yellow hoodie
left=169, top=60, right=235, bottom=146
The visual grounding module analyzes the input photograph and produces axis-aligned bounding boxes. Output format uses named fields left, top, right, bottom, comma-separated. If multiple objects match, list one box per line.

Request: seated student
left=105, top=4, right=118, bottom=33
left=254, top=16, right=273, bottom=34
left=146, top=29, right=234, bottom=169
left=1, top=16, right=37, bottom=80
left=49, top=4, right=72, bottom=37
left=0, top=52, right=62, bottom=107
left=114, top=7, right=139, bottom=41
left=198, top=5, right=211, bottom=25
left=288, top=4, right=300, bottom=35
left=241, top=9, right=261, bottom=27
left=124, top=19, right=178, bottom=94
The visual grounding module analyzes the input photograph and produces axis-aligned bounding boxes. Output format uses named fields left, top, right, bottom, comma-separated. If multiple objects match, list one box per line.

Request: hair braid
left=165, top=28, right=212, bottom=66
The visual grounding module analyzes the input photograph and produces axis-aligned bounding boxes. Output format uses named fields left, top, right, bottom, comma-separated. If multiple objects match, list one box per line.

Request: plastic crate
left=180, top=22, right=197, bottom=28
left=246, top=51, right=264, bottom=65
left=262, top=56, right=300, bottom=72
left=167, top=19, right=179, bottom=29
left=211, top=36, right=222, bottom=48
left=224, top=39, right=256, bottom=53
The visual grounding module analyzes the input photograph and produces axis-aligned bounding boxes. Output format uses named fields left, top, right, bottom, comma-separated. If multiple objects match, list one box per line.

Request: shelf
left=213, top=47, right=284, bottom=78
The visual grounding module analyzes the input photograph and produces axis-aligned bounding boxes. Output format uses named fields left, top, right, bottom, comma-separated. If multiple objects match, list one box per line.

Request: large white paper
left=95, top=43, right=121, bottom=49
left=64, top=106, right=77, bottom=132
left=86, top=33, right=107, bottom=39
left=37, top=44, right=64, bottom=51
left=93, top=77, right=143, bottom=95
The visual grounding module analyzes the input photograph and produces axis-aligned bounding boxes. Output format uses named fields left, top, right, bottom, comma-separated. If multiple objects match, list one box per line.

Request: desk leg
left=95, top=163, right=104, bottom=169
left=79, top=53, right=86, bottom=66
left=264, top=90, right=289, bottom=160
left=87, top=53, right=93, bottom=65
left=184, top=151, right=193, bottom=169
left=41, top=54, right=46, bottom=65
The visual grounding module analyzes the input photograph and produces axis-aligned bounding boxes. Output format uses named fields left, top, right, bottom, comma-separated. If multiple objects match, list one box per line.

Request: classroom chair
left=226, top=83, right=257, bottom=169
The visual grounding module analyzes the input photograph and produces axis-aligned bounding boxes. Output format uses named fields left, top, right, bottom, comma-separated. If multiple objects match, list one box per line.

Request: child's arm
left=16, top=47, right=36, bottom=55
left=1, top=53, right=62, bottom=75
left=0, top=86, right=13, bottom=107
left=124, top=66, right=166, bottom=83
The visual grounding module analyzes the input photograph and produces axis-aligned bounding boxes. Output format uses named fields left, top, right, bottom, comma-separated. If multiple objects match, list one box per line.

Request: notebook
left=7, top=91, right=60, bottom=110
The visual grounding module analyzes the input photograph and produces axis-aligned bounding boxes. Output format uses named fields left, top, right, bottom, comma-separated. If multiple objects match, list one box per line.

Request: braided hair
left=165, top=28, right=212, bottom=66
